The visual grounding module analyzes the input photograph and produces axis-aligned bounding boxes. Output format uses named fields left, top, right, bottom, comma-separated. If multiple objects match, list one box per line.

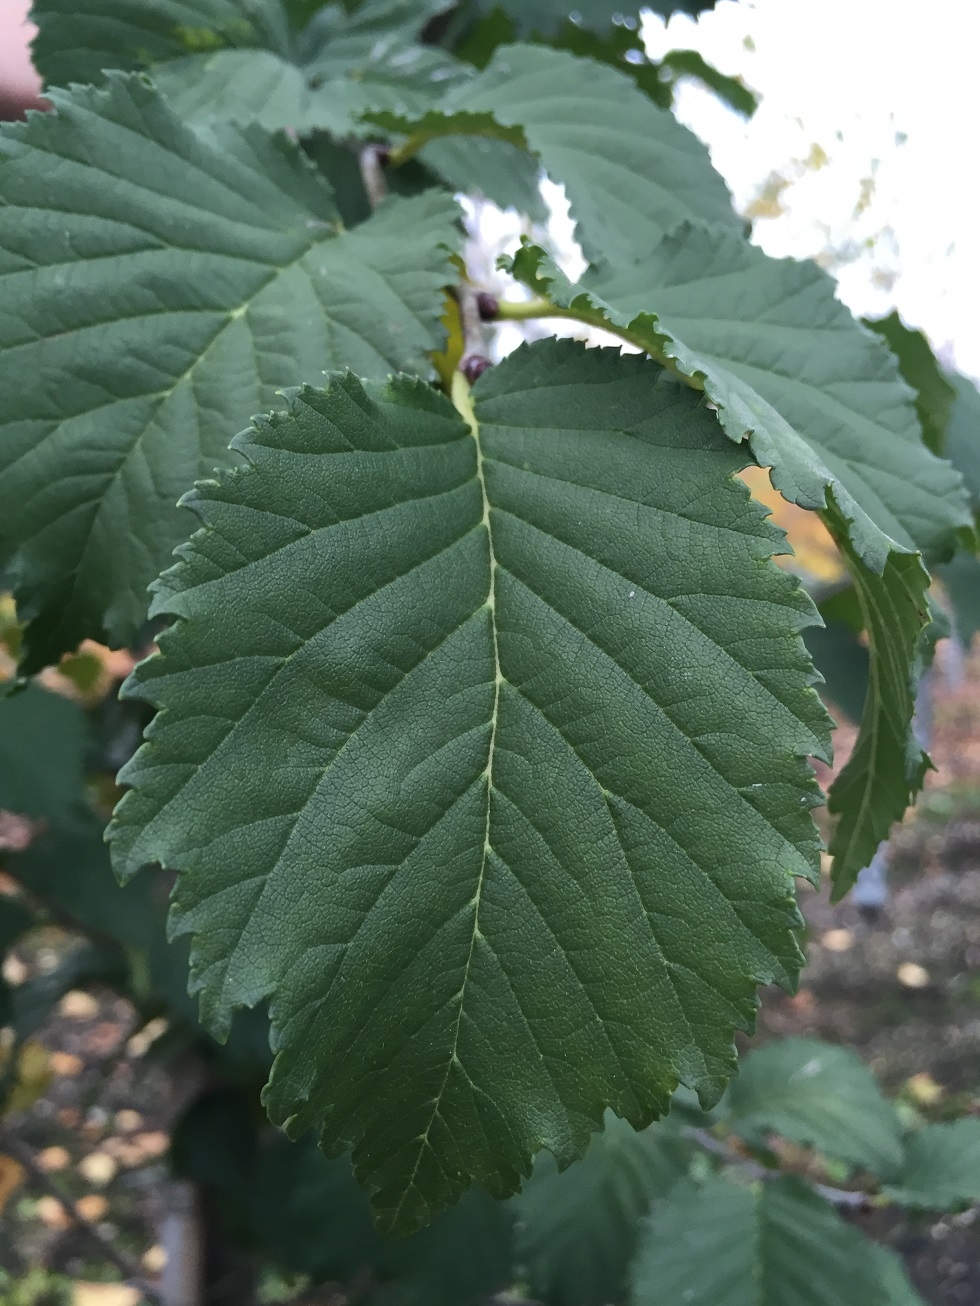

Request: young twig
left=684, top=1126, right=874, bottom=1210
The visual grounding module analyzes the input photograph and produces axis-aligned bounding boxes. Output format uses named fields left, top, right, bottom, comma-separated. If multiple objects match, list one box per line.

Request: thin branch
left=0, top=1126, right=163, bottom=1304
left=684, top=1127, right=874, bottom=1210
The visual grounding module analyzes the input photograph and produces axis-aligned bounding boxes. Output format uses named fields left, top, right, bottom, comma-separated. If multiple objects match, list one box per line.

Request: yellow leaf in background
left=0, top=1152, right=25, bottom=1211
left=739, top=466, right=847, bottom=586
left=905, top=1072, right=945, bottom=1106
left=0, top=1040, right=53, bottom=1115
left=73, top=1286, right=140, bottom=1306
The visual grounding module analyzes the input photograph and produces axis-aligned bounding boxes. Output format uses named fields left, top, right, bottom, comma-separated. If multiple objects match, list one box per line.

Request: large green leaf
left=506, top=232, right=970, bottom=891
left=513, top=1112, right=691, bottom=1306
left=0, top=685, right=90, bottom=824
left=371, top=45, right=740, bottom=265
left=109, top=339, right=831, bottom=1231
left=883, top=1120, right=980, bottom=1211
left=629, top=1176, right=891, bottom=1306
left=864, top=312, right=955, bottom=456
left=0, top=76, right=458, bottom=670
left=29, top=0, right=294, bottom=88
left=31, top=0, right=542, bottom=224
left=720, top=1037, right=903, bottom=1174
left=30, top=0, right=453, bottom=137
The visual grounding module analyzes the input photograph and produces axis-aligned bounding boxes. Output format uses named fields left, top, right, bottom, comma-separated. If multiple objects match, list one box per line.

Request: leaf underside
left=720, top=1037, right=903, bottom=1173
left=0, top=75, right=458, bottom=670
left=370, top=44, right=741, bottom=263
left=507, top=230, right=970, bottom=889
left=110, top=338, right=831, bottom=1232
left=630, top=1175, right=897, bottom=1306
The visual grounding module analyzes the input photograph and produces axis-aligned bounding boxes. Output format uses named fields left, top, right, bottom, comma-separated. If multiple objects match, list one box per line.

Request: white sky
left=642, top=0, right=980, bottom=379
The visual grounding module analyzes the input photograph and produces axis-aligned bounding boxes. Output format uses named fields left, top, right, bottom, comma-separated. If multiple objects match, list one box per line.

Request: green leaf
left=823, top=522, right=933, bottom=897
left=250, top=1132, right=514, bottom=1303
left=0, top=685, right=90, bottom=825
left=0, top=75, right=459, bottom=670
left=416, top=137, right=546, bottom=220
left=9, top=816, right=197, bottom=1021
left=720, top=1037, right=903, bottom=1174
left=513, top=233, right=969, bottom=565
left=0, top=897, right=36, bottom=953
left=864, top=313, right=955, bottom=456
left=514, top=1112, right=692, bottom=1306
left=883, top=1120, right=980, bottom=1211
left=629, top=1175, right=890, bottom=1306
left=804, top=593, right=869, bottom=723
left=865, top=1244, right=928, bottom=1306
left=471, top=2, right=717, bottom=37
left=506, top=230, right=971, bottom=890
left=372, top=45, right=740, bottom=264
left=31, top=0, right=474, bottom=143
left=659, top=49, right=757, bottom=117
left=938, top=549, right=980, bottom=645
left=29, top=0, right=294, bottom=88
left=109, top=338, right=831, bottom=1232
left=942, top=372, right=980, bottom=511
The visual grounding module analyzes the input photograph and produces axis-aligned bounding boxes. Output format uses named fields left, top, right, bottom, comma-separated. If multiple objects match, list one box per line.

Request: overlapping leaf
left=0, top=75, right=459, bottom=670
left=864, top=312, right=955, bottom=456
left=720, top=1037, right=903, bottom=1174
left=629, top=1176, right=892, bottom=1306
left=513, top=1112, right=691, bottom=1306
left=506, top=232, right=971, bottom=890
left=370, top=44, right=740, bottom=264
left=29, top=0, right=544, bottom=211
left=109, top=338, right=831, bottom=1231
left=29, top=0, right=294, bottom=88
left=30, top=0, right=453, bottom=138
left=883, top=1120, right=980, bottom=1211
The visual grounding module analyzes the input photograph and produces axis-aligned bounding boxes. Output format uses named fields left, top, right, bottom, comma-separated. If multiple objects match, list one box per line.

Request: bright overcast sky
left=643, top=0, right=980, bottom=380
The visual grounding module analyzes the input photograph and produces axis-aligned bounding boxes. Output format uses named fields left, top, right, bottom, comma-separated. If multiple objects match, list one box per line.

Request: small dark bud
left=461, top=354, right=493, bottom=383
left=476, top=291, right=499, bottom=321
left=374, top=146, right=391, bottom=167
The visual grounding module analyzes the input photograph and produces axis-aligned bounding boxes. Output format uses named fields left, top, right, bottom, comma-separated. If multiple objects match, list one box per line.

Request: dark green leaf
left=0, top=76, right=459, bottom=669
left=0, top=685, right=90, bottom=824
left=721, top=1037, right=903, bottom=1174
left=803, top=624, right=868, bottom=724
left=824, top=522, right=933, bottom=897
left=883, top=1120, right=980, bottom=1211
left=251, top=1139, right=513, bottom=1303
left=109, top=338, right=831, bottom=1231
left=660, top=49, right=757, bottom=117
left=514, top=1113, right=692, bottom=1306
left=630, top=1175, right=890, bottom=1306
left=863, top=313, right=955, bottom=456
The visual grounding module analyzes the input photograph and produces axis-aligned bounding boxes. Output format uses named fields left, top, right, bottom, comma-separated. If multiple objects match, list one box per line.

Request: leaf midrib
left=388, top=389, right=499, bottom=1227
